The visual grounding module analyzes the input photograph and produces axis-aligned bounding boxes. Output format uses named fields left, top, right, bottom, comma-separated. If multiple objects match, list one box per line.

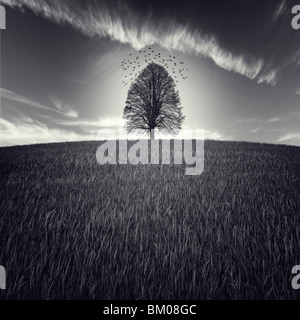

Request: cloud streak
left=1, top=88, right=78, bottom=117
left=0, top=117, right=97, bottom=146
left=1, top=0, right=264, bottom=81
left=257, top=70, right=277, bottom=86
left=273, top=0, right=288, bottom=21
left=277, top=132, right=300, bottom=144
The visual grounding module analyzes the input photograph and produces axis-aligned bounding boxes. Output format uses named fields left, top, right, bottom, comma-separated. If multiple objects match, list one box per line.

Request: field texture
left=0, top=140, right=300, bottom=299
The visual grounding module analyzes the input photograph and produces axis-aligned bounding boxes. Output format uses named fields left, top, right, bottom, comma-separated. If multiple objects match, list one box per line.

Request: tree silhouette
left=123, top=62, right=185, bottom=139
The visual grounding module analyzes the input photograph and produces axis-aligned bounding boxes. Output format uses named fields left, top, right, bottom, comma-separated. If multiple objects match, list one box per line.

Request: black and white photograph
left=0, top=0, right=300, bottom=308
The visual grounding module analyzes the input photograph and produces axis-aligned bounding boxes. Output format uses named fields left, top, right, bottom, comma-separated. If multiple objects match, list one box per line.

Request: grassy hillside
left=0, top=140, right=300, bottom=299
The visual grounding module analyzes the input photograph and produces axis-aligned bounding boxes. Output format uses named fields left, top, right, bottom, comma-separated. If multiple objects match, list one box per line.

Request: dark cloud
left=2, top=0, right=299, bottom=85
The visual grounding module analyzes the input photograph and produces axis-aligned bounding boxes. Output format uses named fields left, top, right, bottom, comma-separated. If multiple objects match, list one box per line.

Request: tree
left=123, top=62, right=185, bottom=139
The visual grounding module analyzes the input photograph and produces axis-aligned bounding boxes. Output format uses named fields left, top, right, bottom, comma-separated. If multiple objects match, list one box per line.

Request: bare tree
left=123, top=62, right=185, bottom=139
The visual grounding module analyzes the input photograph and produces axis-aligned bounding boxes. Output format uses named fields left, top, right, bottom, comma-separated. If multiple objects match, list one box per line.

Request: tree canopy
left=123, top=62, right=185, bottom=139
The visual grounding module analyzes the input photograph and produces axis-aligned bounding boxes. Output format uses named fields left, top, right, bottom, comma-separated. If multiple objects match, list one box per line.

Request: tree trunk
left=150, top=129, right=155, bottom=140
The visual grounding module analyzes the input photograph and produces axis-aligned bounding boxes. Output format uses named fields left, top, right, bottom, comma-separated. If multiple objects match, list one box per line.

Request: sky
left=0, top=0, right=299, bottom=146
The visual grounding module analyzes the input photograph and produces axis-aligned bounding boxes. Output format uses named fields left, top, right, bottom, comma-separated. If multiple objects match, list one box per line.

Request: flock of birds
left=121, top=47, right=189, bottom=87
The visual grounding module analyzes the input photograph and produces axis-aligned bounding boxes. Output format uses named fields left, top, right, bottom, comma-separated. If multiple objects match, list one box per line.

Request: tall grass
left=0, top=140, right=299, bottom=299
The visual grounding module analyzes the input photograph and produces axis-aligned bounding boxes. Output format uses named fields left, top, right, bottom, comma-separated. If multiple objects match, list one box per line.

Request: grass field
left=0, top=139, right=300, bottom=300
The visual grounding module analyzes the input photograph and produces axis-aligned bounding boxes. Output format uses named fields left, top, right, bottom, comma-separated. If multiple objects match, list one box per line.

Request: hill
left=0, top=140, right=299, bottom=299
